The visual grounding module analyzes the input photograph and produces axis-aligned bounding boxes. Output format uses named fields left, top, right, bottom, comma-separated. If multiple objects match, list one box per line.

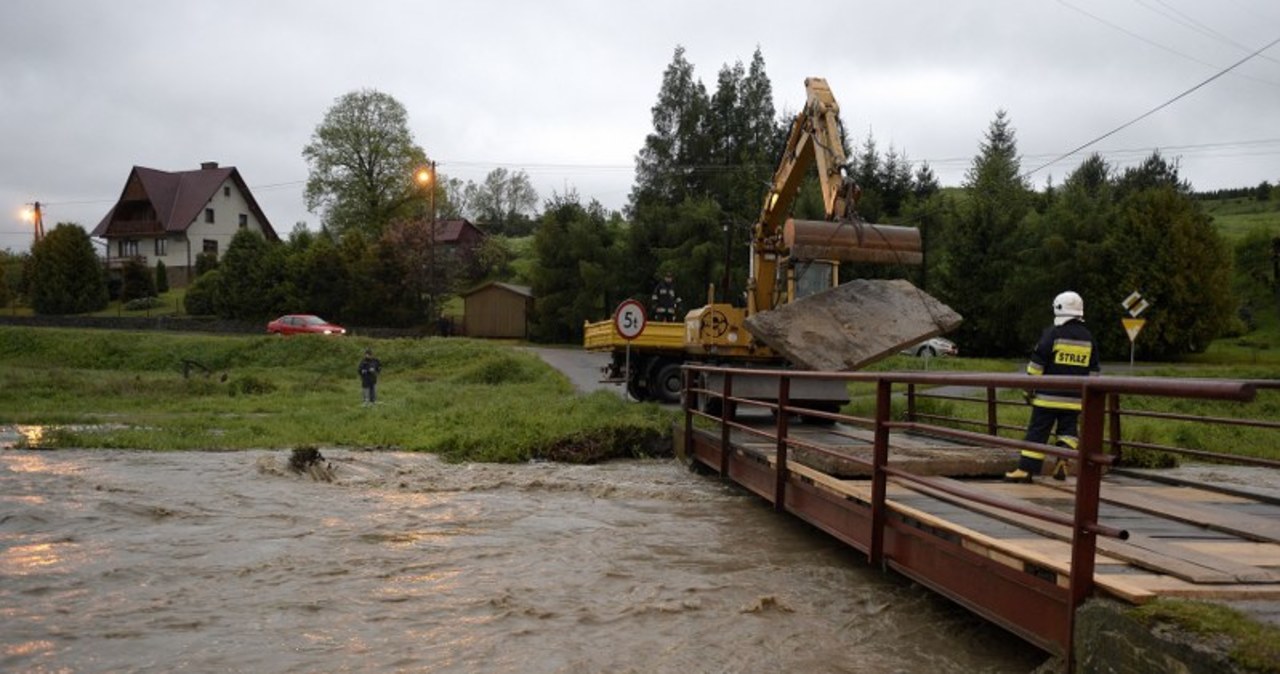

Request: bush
left=195, top=251, right=219, bottom=277
left=184, top=270, right=222, bottom=316
left=120, top=258, right=156, bottom=302
left=155, top=260, right=169, bottom=294
left=124, top=296, right=163, bottom=311
left=28, top=223, right=109, bottom=314
left=228, top=374, right=277, bottom=396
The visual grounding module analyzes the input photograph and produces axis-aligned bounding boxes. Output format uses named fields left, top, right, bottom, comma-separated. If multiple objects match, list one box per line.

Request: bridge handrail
left=680, top=363, right=1266, bottom=659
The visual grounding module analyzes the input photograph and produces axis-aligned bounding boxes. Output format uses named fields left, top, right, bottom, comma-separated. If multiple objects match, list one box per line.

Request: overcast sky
left=2, top=0, right=1277, bottom=252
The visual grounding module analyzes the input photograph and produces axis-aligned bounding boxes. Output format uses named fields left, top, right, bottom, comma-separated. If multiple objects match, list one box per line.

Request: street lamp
left=415, top=162, right=438, bottom=325
left=20, top=201, right=44, bottom=245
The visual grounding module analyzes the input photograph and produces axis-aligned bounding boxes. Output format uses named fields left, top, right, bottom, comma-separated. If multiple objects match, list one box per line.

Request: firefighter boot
left=1052, top=459, right=1069, bottom=481
left=1004, top=455, right=1043, bottom=484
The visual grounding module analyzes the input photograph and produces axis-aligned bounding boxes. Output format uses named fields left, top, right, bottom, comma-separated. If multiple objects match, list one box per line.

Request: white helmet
left=1053, top=291, right=1084, bottom=325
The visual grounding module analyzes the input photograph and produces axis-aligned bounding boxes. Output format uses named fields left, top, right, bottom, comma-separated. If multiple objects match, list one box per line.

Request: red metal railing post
left=986, top=386, right=998, bottom=437
left=869, top=378, right=892, bottom=567
left=719, top=372, right=733, bottom=478
left=682, top=367, right=694, bottom=465
left=774, top=375, right=791, bottom=512
left=906, top=383, right=916, bottom=422
left=1067, top=385, right=1107, bottom=666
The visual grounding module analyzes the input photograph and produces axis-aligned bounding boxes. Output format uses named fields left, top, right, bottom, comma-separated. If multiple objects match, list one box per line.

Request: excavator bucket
left=743, top=278, right=962, bottom=371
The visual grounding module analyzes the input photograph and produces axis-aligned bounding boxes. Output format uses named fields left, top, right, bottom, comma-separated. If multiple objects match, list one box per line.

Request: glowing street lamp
left=415, top=162, right=439, bottom=325
left=21, top=201, right=44, bottom=244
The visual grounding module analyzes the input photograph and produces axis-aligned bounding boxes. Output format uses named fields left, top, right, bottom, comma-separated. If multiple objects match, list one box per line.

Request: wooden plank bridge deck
left=709, top=420, right=1280, bottom=604
left=681, top=414, right=1280, bottom=658
left=679, top=366, right=1276, bottom=663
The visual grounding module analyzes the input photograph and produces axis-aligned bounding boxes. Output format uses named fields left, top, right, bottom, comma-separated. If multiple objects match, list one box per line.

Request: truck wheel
left=649, top=361, right=684, bottom=405
left=798, top=401, right=842, bottom=426
left=626, top=376, right=649, bottom=402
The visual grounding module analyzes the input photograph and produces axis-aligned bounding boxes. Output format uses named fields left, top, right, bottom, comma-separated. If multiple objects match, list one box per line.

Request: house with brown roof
left=431, top=218, right=486, bottom=249
left=91, top=162, right=278, bottom=286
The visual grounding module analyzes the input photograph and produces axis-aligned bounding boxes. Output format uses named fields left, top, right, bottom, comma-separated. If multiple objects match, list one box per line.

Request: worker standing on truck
left=650, top=272, right=682, bottom=323
left=1005, top=291, right=1100, bottom=483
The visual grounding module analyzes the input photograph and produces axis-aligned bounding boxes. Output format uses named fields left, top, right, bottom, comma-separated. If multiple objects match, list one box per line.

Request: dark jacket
left=1026, top=319, right=1100, bottom=410
left=358, top=356, right=382, bottom=387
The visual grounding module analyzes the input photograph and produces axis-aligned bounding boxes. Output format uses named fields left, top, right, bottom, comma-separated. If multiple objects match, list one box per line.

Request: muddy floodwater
left=1, top=450, right=1045, bottom=673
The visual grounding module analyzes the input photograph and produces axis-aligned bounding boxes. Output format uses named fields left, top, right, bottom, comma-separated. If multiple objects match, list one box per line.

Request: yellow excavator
left=584, top=77, right=959, bottom=409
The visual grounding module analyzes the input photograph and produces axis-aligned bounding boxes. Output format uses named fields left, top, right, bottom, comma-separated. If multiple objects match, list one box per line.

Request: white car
left=901, top=336, right=958, bottom=358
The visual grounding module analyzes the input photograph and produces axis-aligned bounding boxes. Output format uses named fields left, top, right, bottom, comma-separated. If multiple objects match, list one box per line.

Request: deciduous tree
left=303, top=89, right=430, bottom=239
left=463, top=168, right=539, bottom=236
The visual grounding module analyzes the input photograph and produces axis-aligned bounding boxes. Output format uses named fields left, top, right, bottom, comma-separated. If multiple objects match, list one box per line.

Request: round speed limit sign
left=613, top=299, right=647, bottom=340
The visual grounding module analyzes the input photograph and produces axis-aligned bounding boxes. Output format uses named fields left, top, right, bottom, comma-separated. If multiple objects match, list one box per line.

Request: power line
left=1023, top=34, right=1280, bottom=179
left=1058, top=0, right=1280, bottom=88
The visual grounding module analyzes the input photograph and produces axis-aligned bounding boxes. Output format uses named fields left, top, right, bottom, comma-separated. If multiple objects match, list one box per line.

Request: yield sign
left=1122, top=317, right=1146, bottom=342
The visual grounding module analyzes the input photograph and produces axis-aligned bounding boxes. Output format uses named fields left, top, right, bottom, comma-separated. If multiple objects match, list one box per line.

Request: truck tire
left=798, top=401, right=842, bottom=426
left=649, top=361, right=684, bottom=405
left=626, top=375, right=649, bottom=402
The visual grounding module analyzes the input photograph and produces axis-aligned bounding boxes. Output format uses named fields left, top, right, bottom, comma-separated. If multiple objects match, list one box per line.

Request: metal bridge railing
left=679, top=365, right=1263, bottom=660
left=904, top=378, right=1280, bottom=470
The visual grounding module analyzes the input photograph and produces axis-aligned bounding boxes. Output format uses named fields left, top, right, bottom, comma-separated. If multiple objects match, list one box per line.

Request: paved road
left=522, top=346, right=624, bottom=397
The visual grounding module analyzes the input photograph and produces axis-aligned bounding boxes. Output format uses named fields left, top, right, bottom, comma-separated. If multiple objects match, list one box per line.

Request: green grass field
left=0, top=327, right=673, bottom=462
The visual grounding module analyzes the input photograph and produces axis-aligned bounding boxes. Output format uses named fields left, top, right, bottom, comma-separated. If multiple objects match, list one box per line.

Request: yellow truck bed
left=583, top=319, right=685, bottom=352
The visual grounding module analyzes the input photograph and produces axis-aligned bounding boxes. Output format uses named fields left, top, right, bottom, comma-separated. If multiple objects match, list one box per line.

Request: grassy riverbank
left=0, top=327, right=674, bottom=461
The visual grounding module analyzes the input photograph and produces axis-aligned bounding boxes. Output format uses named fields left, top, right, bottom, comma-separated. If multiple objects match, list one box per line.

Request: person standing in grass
left=358, top=347, right=382, bottom=406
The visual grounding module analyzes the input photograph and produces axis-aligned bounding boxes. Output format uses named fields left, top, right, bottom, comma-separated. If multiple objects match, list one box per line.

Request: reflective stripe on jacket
left=1026, top=320, right=1099, bottom=410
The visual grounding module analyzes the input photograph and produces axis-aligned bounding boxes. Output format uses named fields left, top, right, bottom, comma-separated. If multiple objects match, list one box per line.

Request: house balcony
left=104, top=220, right=165, bottom=236
left=104, top=255, right=148, bottom=270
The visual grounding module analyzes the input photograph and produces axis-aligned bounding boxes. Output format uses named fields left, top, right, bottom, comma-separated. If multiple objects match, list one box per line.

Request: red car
left=266, top=314, right=347, bottom=336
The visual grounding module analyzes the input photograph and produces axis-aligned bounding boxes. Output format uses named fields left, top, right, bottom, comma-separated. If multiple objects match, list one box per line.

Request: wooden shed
left=462, top=282, right=534, bottom=338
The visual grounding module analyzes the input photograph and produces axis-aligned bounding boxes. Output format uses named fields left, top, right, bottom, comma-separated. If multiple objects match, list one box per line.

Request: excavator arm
left=747, top=77, right=921, bottom=316
left=758, top=77, right=856, bottom=232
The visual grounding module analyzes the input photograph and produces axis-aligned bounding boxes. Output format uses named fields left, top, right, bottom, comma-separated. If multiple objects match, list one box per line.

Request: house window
left=223, top=186, right=231, bottom=198
left=205, top=208, right=215, bottom=223
left=203, top=239, right=218, bottom=255
left=119, top=239, right=139, bottom=257
left=238, top=213, right=248, bottom=229
left=155, top=238, right=167, bottom=257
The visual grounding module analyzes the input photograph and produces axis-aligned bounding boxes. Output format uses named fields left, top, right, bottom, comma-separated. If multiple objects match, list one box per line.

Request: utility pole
left=415, top=161, right=438, bottom=326
left=24, top=201, right=45, bottom=245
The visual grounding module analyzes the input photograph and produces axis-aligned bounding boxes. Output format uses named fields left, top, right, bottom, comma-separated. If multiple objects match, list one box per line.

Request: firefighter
left=1005, top=291, right=1101, bottom=483
left=650, top=271, right=682, bottom=323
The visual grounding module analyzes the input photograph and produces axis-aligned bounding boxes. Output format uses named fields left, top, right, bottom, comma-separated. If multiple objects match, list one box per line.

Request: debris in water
left=740, top=595, right=794, bottom=614
left=288, top=446, right=336, bottom=482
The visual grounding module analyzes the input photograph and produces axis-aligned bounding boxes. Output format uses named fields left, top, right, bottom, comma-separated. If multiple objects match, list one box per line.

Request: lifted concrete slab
left=744, top=278, right=963, bottom=371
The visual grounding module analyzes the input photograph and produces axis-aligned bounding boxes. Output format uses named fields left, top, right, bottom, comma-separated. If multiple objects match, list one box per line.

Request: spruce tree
left=935, top=110, right=1031, bottom=356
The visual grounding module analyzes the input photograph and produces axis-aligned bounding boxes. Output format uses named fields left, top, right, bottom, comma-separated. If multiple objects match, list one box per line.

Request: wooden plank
left=1112, top=485, right=1255, bottom=504
left=903, top=476, right=1278, bottom=585
left=1172, top=541, right=1280, bottom=568
left=1104, top=575, right=1280, bottom=601
left=1044, top=482, right=1280, bottom=544
left=1091, top=575, right=1158, bottom=603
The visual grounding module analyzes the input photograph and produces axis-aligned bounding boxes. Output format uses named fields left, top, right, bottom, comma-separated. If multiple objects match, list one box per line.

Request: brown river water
left=1, top=450, right=1046, bottom=673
